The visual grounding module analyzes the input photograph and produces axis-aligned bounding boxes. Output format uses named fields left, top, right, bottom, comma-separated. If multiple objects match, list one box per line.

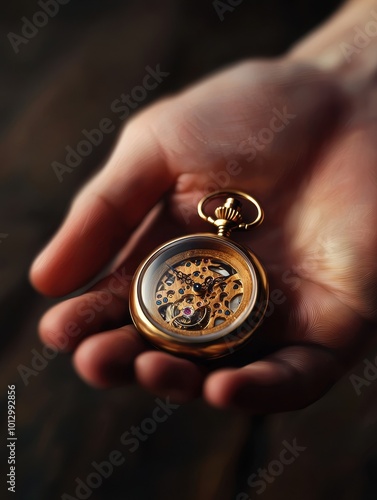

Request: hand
left=167, top=265, right=193, bottom=286
left=202, top=275, right=229, bottom=293
left=30, top=3, right=377, bottom=413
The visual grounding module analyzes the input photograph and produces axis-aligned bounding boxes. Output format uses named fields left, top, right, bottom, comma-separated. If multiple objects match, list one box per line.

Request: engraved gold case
left=130, top=191, right=269, bottom=359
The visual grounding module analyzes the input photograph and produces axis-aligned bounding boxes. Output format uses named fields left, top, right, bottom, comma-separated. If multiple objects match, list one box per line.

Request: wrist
left=287, top=0, right=377, bottom=87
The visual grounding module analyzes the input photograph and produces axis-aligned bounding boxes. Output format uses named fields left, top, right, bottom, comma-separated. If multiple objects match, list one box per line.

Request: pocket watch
left=130, top=190, right=269, bottom=359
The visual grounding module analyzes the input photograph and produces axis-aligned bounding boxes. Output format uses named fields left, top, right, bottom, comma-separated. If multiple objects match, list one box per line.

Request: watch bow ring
left=130, top=190, right=269, bottom=359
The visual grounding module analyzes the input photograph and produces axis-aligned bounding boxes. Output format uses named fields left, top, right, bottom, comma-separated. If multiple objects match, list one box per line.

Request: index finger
left=30, top=113, right=176, bottom=297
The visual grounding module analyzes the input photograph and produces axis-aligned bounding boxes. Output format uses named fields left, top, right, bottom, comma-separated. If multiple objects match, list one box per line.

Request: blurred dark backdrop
left=2, top=1, right=377, bottom=500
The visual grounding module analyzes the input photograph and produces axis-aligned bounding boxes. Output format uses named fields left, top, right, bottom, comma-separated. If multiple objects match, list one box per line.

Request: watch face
left=135, top=236, right=257, bottom=343
left=155, top=256, right=242, bottom=330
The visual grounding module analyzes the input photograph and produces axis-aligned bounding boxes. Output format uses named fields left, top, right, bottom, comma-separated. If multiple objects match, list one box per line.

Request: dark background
left=2, top=1, right=377, bottom=499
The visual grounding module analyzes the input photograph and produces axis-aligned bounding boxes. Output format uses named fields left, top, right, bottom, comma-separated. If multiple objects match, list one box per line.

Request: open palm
left=31, top=59, right=377, bottom=412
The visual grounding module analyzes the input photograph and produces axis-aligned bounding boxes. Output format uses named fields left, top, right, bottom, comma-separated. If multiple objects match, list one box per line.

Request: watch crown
left=215, top=198, right=243, bottom=223
left=198, top=190, right=264, bottom=237
left=214, top=198, right=243, bottom=237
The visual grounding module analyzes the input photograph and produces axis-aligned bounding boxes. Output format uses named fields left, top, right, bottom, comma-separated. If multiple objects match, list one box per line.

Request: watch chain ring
left=197, top=190, right=264, bottom=230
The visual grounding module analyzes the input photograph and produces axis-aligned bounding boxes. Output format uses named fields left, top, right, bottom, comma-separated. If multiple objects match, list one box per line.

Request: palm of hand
left=31, top=61, right=377, bottom=412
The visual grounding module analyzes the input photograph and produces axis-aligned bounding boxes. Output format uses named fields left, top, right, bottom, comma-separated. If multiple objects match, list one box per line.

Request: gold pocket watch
left=130, top=190, right=268, bottom=359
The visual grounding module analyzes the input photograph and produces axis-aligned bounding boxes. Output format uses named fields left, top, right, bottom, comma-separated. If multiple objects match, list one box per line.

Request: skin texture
left=30, top=0, right=377, bottom=412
